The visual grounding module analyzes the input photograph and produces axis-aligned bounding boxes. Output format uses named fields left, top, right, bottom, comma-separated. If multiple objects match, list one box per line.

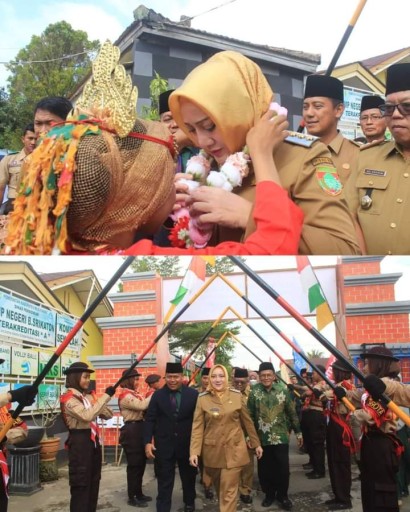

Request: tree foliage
left=206, top=256, right=245, bottom=275
left=306, top=348, right=325, bottom=359
left=140, top=72, right=169, bottom=120
left=5, top=21, right=99, bottom=143
left=130, top=257, right=182, bottom=277
left=169, top=321, right=240, bottom=368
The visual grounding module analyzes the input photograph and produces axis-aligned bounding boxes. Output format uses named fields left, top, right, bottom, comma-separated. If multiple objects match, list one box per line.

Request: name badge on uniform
left=364, top=169, right=387, bottom=177
left=210, top=407, right=220, bottom=419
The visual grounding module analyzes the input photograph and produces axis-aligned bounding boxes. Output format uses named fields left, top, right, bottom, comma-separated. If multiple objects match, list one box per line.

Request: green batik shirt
left=247, top=382, right=301, bottom=446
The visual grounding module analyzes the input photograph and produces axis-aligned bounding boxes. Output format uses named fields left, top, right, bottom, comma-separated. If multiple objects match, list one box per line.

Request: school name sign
left=0, top=291, right=81, bottom=349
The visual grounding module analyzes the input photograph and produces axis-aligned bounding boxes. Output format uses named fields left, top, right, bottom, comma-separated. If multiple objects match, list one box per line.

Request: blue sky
left=1, top=0, right=409, bottom=88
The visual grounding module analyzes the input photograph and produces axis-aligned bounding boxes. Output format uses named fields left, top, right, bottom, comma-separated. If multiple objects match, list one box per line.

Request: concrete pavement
left=8, top=441, right=410, bottom=512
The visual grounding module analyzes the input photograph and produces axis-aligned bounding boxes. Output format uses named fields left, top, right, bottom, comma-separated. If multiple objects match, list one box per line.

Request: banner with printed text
left=39, top=351, right=60, bottom=379
left=0, top=345, right=11, bottom=375
left=0, top=290, right=56, bottom=345
left=11, top=346, right=38, bottom=377
left=38, top=383, right=60, bottom=409
left=56, top=313, right=82, bottom=352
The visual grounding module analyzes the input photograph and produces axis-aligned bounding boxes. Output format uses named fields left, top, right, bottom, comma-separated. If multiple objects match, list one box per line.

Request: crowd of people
left=2, top=351, right=410, bottom=512
left=0, top=43, right=408, bottom=255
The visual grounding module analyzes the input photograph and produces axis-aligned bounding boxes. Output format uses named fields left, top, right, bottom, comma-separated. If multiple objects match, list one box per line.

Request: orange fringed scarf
left=5, top=119, right=100, bottom=255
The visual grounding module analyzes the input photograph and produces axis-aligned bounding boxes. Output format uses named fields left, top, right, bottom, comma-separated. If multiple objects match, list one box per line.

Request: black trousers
left=326, top=416, right=351, bottom=504
left=155, top=451, right=197, bottom=512
left=120, top=422, right=147, bottom=499
left=257, top=444, right=290, bottom=501
left=0, top=465, right=7, bottom=512
left=67, top=430, right=102, bottom=512
left=361, top=430, right=401, bottom=512
left=301, top=409, right=326, bottom=475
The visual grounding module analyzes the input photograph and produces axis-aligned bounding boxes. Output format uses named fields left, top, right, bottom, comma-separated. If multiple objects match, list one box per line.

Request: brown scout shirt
left=344, top=140, right=410, bottom=254
left=118, top=389, right=151, bottom=422
left=61, top=388, right=113, bottom=429
left=217, top=133, right=360, bottom=255
left=0, top=149, right=27, bottom=199
left=327, top=132, right=360, bottom=185
left=190, top=388, right=260, bottom=469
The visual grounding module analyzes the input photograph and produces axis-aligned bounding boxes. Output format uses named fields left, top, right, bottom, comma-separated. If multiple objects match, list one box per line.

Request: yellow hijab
left=207, top=364, right=230, bottom=396
left=169, top=51, right=273, bottom=154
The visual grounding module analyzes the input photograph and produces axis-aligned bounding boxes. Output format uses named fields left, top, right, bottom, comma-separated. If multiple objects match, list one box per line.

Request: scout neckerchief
left=0, top=404, right=27, bottom=496
left=325, top=380, right=357, bottom=454
left=60, top=390, right=99, bottom=446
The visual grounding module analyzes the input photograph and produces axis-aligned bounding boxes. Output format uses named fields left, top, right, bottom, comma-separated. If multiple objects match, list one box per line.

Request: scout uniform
left=0, top=393, right=28, bottom=511
left=323, top=360, right=357, bottom=510
left=0, top=149, right=28, bottom=214
left=60, top=363, right=113, bottom=512
left=118, top=369, right=152, bottom=507
left=190, top=377, right=260, bottom=512
left=218, top=133, right=360, bottom=255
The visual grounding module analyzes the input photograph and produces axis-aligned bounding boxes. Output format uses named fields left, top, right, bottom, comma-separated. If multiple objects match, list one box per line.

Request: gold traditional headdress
left=6, top=41, right=176, bottom=255
left=75, top=41, right=138, bottom=137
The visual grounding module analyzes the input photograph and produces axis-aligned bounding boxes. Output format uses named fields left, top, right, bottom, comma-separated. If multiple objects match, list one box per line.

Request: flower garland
left=169, top=101, right=287, bottom=249
left=169, top=148, right=251, bottom=248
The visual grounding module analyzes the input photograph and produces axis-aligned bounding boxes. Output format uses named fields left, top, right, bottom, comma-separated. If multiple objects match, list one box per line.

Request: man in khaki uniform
left=0, top=123, right=36, bottom=214
left=359, top=95, right=387, bottom=144
left=233, top=368, right=254, bottom=504
left=302, top=74, right=360, bottom=186
left=345, top=63, right=410, bottom=254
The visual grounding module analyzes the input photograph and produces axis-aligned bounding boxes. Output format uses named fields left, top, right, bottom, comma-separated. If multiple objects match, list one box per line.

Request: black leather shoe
left=204, top=488, right=214, bottom=500
left=328, top=503, right=352, bottom=510
left=324, top=498, right=339, bottom=505
left=306, top=471, right=325, bottom=479
left=184, top=506, right=195, bottom=512
left=261, top=496, right=275, bottom=507
left=277, top=497, right=293, bottom=510
left=302, top=462, right=313, bottom=470
left=240, top=494, right=253, bottom=504
left=136, top=494, right=152, bottom=502
left=127, top=498, right=148, bottom=508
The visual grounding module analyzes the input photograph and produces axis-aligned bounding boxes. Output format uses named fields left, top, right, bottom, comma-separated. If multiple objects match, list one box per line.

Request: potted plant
left=31, top=397, right=61, bottom=481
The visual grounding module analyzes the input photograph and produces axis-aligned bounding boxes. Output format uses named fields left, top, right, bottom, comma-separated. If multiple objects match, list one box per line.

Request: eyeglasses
left=359, top=114, right=384, bottom=122
left=379, top=102, right=410, bottom=117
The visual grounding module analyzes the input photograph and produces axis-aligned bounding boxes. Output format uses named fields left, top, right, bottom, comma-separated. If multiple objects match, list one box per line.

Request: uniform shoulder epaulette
left=348, top=139, right=361, bottom=148
left=199, top=391, right=209, bottom=397
left=285, top=131, right=318, bottom=148
left=230, top=388, right=241, bottom=393
left=360, top=139, right=390, bottom=151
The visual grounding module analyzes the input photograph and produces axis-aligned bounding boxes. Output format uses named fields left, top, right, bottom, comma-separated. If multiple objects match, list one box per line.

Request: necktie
left=170, top=393, right=177, bottom=413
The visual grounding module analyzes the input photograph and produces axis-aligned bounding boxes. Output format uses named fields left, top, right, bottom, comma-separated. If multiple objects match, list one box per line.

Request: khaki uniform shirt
left=60, top=388, right=113, bottom=429
left=118, top=389, right=151, bottom=422
left=345, top=140, right=410, bottom=254
left=190, top=388, right=260, bottom=469
left=0, top=149, right=27, bottom=199
left=218, top=133, right=360, bottom=255
left=327, top=132, right=360, bottom=185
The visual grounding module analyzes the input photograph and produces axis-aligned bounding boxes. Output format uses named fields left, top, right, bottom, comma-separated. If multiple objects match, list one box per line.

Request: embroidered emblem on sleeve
left=316, top=166, right=343, bottom=196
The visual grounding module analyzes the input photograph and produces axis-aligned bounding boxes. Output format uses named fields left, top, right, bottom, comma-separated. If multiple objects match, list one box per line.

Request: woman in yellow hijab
left=170, top=51, right=360, bottom=255
left=190, top=364, right=262, bottom=512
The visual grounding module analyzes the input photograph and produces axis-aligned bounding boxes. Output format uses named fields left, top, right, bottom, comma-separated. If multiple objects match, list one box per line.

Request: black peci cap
left=360, top=95, right=384, bottom=112
left=385, top=64, right=410, bottom=95
left=159, top=90, right=175, bottom=115
left=304, top=75, right=344, bottom=102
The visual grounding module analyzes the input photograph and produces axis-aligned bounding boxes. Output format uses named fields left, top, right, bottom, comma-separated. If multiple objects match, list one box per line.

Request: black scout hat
left=235, top=368, right=249, bottom=378
left=145, top=374, right=161, bottom=385
left=360, top=95, right=384, bottom=112
left=259, top=362, right=275, bottom=372
left=201, top=367, right=210, bottom=376
left=359, top=345, right=399, bottom=362
left=304, top=75, right=344, bottom=102
left=332, top=359, right=352, bottom=372
left=165, top=362, right=183, bottom=374
left=159, top=90, right=175, bottom=115
left=121, top=369, right=141, bottom=379
left=385, top=63, right=410, bottom=95
left=63, top=361, right=94, bottom=375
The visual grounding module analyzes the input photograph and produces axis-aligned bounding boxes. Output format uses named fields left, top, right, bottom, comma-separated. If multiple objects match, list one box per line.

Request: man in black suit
left=144, top=362, right=198, bottom=512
